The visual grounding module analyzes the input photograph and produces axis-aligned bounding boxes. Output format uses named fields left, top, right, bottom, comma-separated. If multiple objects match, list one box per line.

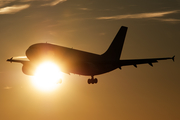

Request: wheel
left=94, top=78, right=98, bottom=83
left=87, top=78, right=98, bottom=84
left=88, top=79, right=91, bottom=84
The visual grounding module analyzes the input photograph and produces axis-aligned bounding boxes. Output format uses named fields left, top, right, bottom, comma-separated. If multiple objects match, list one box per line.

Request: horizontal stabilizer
left=6, top=57, right=29, bottom=63
left=7, top=57, right=13, bottom=63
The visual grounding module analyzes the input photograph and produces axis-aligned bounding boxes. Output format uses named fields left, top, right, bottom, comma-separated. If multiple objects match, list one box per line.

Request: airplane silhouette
left=7, top=26, right=175, bottom=84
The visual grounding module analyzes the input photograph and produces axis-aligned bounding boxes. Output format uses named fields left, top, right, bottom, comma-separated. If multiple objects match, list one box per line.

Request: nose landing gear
left=87, top=76, right=98, bottom=84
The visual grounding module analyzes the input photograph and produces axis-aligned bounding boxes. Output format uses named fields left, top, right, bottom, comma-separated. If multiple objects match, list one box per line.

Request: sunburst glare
left=31, top=61, right=63, bottom=91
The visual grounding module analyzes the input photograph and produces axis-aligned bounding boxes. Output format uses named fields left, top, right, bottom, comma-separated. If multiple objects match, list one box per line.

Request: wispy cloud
left=0, top=4, right=30, bottom=14
left=41, top=0, right=67, bottom=6
left=0, top=0, right=67, bottom=9
left=19, top=0, right=35, bottom=2
left=0, top=0, right=15, bottom=7
left=157, top=18, right=180, bottom=22
left=97, top=10, right=179, bottom=20
left=99, top=32, right=105, bottom=36
left=79, top=8, right=91, bottom=11
left=3, top=86, right=12, bottom=90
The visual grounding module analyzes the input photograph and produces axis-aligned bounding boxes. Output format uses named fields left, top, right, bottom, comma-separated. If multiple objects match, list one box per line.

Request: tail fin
left=102, top=26, right=128, bottom=60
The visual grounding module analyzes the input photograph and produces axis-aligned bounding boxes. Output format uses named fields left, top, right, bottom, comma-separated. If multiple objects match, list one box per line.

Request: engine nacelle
left=22, top=63, right=36, bottom=76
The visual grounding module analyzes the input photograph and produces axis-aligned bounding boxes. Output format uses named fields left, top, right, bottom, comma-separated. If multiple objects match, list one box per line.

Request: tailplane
left=102, top=26, right=128, bottom=60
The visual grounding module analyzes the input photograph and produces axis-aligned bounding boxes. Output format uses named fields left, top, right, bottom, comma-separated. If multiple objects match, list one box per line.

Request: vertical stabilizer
left=102, top=26, right=128, bottom=60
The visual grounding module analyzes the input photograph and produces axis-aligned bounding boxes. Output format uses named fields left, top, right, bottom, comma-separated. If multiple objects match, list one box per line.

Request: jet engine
left=22, top=63, right=36, bottom=76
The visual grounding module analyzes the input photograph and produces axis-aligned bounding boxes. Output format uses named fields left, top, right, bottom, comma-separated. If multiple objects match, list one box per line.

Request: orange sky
left=0, top=0, right=180, bottom=120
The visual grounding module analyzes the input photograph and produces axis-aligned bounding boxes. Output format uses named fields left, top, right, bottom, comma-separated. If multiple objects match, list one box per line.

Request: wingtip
left=172, top=55, right=175, bottom=62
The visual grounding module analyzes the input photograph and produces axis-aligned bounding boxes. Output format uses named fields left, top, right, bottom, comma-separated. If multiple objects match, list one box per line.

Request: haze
left=0, top=0, right=180, bottom=120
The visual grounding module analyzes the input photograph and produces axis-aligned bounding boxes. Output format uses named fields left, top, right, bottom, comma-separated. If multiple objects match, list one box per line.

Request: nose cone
left=26, top=43, right=56, bottom=62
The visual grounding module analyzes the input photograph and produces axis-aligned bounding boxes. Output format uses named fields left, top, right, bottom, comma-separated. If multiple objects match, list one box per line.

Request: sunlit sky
left=0, top=0, right=180, bottom=120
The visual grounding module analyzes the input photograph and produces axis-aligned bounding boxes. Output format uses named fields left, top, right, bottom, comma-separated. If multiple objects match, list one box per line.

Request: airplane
left=7, top=26, right=175, bottom=84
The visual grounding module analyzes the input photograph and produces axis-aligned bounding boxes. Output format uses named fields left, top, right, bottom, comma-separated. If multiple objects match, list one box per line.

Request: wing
left=119, top=56, right=175, bottom=68
left=7, top=57, right=29, bottom=64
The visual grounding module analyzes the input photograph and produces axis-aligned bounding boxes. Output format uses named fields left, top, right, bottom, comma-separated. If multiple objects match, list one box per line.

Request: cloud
left=0, top=0, right=67, bottom=8
left=99, top=32, right=105, bottom=36
left=79, top=8, right=91, bottom=11
left=0, top=0, right=15, bottom=7
left=41, top=0, right=67, bottom=6
left=19, top=0, right=35, bottom=2
left=3, top=86, right=12, bottom=90
left=97, top=10, right=179, bottom=20
left=157, top=18, right=180, bottom=22
left=0, top=4, right=30, bottom=14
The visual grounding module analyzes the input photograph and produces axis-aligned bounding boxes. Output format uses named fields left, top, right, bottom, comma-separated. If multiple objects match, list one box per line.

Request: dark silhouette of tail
left=102, top=26, right=128, bottom=60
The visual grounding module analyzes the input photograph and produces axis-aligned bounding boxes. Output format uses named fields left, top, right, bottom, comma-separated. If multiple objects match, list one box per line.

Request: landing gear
left=87, top=76, right=98, bottom=84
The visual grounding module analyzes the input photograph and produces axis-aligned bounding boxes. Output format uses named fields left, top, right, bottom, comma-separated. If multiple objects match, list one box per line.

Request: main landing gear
left=88, top=76, right=98, bottom=84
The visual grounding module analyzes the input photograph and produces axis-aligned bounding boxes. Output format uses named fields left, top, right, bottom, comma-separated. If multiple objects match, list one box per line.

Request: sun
left=31, top=61, right=63, bottom=91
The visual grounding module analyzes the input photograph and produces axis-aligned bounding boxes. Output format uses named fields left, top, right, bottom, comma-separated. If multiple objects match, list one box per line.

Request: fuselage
left=25, top=43, right=118, bottom=76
